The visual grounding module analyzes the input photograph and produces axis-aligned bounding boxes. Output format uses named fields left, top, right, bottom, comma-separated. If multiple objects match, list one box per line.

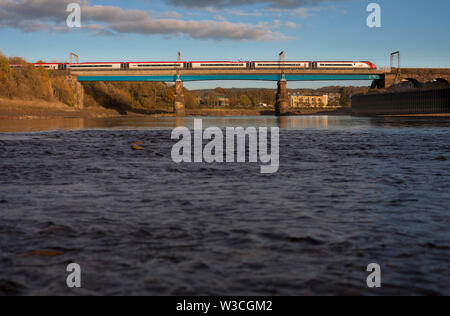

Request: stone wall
left=352, top=88, right=450, bottom=116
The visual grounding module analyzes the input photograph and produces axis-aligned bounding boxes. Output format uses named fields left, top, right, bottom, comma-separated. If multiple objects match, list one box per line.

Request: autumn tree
left=206, top=91, right=218, bottom=106
left=339, top=89, right=351, bottom=107
left=239, top=94, right=252, bottom=107
left=185, top=91, right=199, bottom=109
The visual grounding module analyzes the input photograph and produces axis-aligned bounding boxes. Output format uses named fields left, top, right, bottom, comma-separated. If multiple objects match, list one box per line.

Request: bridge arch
left=403, top=78, right=422, bottom=88
left=435, top=78, right=450, bottom=85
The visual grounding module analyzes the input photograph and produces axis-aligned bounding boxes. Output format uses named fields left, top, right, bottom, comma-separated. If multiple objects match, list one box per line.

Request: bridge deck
left=72, top=69, right=386, bottom=82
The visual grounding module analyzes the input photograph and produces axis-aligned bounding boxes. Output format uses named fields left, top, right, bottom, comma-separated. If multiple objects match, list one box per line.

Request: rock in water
left=132, top=141, right=145, bottom=151
left=132, top=144, right=145, bottom=151
left=22, top=250, right=64, bottom=257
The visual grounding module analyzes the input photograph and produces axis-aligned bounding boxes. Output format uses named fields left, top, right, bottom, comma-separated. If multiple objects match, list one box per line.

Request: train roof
left=69, top=62, right=125, bottom=64
left=314, top=61, right=368, bottom=63
left=128, top=61, right=187, bottom=63
left=253, top=61, right=312, bottom=62
left=190, top=61, right=249, bottom=63
left=34, top=63, right=63, bottom=65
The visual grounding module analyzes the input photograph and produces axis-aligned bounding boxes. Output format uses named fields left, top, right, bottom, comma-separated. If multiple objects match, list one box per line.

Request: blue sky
left=1, top=0, right=449, bottom=89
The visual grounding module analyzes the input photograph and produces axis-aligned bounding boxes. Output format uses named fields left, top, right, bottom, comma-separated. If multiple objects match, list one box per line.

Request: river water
left=0, top=116, right=449, bottom=296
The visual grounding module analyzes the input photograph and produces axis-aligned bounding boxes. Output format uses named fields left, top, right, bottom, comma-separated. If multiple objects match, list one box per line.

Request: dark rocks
left=131, top=141, right=145, bottom=151
left=21, top=250, right=64, bottom=257
left=0, top=280, right=25, bottom=295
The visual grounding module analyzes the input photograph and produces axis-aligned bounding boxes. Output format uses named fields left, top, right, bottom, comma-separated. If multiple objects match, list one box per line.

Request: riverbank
left=0, top=98, right=120, bottom=120
left=0, top=98, right=352, bottom=119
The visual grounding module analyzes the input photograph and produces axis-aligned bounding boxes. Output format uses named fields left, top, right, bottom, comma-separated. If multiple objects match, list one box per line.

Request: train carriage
left=128, top=62, right=186, bottom=70
left=313, top=61, right=377, bottom=69
left=190, top=61, right=249, bottom=69
left=68, top=62, right=124, bottom=70
left=253, top=61, right=311, bottom=69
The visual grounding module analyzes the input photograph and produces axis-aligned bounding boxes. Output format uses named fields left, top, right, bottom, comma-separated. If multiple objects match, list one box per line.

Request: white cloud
left=273, top=20, right=282, bottom=29
left=228, top=10, right=263, bottom=17
left=160, top=10, right=183, bottom=19
left=290, top=8, right=311, bottom=18
left=214, top=15, right=227, bottom=21
left=0, top=0, right=288, bottom=41
left=285, top=21, right=297, bottom=28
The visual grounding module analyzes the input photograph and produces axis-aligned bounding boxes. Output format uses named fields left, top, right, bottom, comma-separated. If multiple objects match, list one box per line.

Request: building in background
left=197, top=94, right=230, bottom=107
left=290, top=93, right=329, bottom=108
left=216, top=95, right=230, bottom=107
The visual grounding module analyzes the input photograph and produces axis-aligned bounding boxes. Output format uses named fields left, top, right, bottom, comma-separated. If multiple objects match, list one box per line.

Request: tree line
left=194, top=86, right=370, bottom=108
left=0, top=53, right=76, bottom=106
left=0, top=52, right=199, bottom=113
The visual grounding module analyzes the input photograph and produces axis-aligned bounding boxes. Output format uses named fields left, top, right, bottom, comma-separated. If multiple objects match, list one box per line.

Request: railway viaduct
left=372, top=68, right=450, bottom=89
left=69, top=68, right=450, bottom=115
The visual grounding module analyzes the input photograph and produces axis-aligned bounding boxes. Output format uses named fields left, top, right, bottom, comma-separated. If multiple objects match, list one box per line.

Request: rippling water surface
left=0, top=116, right=449, bottom=295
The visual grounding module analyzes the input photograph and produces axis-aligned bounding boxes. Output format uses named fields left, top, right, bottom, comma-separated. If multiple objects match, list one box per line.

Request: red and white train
left=313, top=61, right=377, bottom=69
left=10, top=60, right=377, bottom=70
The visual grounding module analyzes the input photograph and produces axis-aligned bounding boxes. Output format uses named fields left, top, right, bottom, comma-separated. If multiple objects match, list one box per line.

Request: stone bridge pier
left=174, top=79, right=185, bottom=116
left=275, top=79, right=290, bottom=116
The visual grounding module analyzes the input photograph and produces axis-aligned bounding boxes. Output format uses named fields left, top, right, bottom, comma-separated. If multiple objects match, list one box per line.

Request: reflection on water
left=0, top=118, right=87, bottom=133
left=2, top=115, right=450, bottom=133
left=279, top=116, right=329, bottom=129
left=0, top=117, right=177, bottom=133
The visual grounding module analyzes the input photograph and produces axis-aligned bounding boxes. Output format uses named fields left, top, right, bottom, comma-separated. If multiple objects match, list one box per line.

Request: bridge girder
left=76, top=74, right=382, bottom=83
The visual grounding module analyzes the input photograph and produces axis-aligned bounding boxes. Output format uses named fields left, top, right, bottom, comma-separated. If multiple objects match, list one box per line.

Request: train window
left=71, top=65, right=114, bottom=68
left=199, top=64, right=244, bottom=67
left=257, top=64, right=307, bottom=67
left=320, top=64, right=353, bottom=67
